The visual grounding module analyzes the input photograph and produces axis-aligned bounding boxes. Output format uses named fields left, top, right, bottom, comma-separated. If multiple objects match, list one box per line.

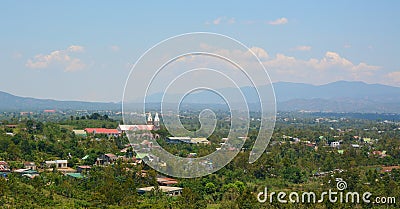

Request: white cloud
left=209, top=17, right=235, bottom=25
left=247, top=47, right=269, bottom=60
left=26, top=45, right=86, bottom=72
left=344, top=44, right=352, bottom=48
left=154, top=43, right=384, bottom=87
left=213, top=17, right=223, bottom=25
left=110, top=45, right=120, bottom=52
left=65, top=58, right=86, bottom=72
left=227, top=17, right=235, bottom=24
left=12, top=52, right=23, bottom=59
left=67, top=45, right=84, bottom=52
left=263, top=51, right=381, bottom=84
left=384, top=71, right=400, bottom=86
left=268, top=17, right=288, bottom=25
left=201, top=46, right=381, bottom=84
left=291, top=45, right=312, bottom=51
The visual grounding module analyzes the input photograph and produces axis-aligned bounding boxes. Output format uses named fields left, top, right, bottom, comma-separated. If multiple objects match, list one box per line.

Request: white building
left=330, top=141, right=340, bottom=148
left=45, top=160, right=68, bottom=168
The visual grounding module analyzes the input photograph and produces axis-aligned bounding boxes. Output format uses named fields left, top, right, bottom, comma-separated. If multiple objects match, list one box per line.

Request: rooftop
left=66, top=173, right=84, bottom=179
left=118, top=124, right=154, bottom=131
left=85, top=128, right=119, bottom=134
left=137, top=186, right=183, bottom=193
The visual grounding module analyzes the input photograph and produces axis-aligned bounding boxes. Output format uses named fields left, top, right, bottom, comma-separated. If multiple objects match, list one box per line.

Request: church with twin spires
left=117, top=112, right=160, bottom=133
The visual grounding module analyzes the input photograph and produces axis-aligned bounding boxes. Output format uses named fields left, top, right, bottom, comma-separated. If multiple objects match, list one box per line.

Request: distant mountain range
left=1, top=81, right=400, bottom=113
left=273, top=81, right=400, bottom=113
left=0, top=91, right=119, bottom=111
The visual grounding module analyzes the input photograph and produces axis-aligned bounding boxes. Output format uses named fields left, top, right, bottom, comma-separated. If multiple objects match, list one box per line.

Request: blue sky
left=0, top=1, right=399, bottom=102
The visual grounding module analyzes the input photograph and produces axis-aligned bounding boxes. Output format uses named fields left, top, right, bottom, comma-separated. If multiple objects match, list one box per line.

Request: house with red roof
left=84, top=128, right=119, bottom=137
left=157, top=177, right=178, bottom=186
left=380, top=166, right=400, bottom=173
left=0, top=161, right=10, bottom=172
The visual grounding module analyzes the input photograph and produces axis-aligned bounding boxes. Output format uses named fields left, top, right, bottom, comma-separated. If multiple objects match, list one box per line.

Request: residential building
left=166, top=137, right=191, bottom=144
left=95, top=153, right=118, bottom=165
left=166, top=136, right=210, bottom=144
left=77, top=165, right=91, bottom=173
left=157, top=177, right=178, bottom=186
left=66, top=173, right=84, bottom=179
left=73, top=130, right=87, bottom=137
left=0, top=161, right=10, bottom=172
left=13, top=169, right=39, bottom=179
left=45, top=160, right=68, bottom=168
left=191, top=138, right=210, bottom=145
left=5, top=124, right=18, bottom=129
left=137, top=186, right=183, bottom=196
left=380, top=166, right=400, bottom=173
left=372, top=150, right=387, bottom=158
left=84, top=128, right=119, bottom=137
left=24, top=162, right=37, bottom=170
left=330, top=141, right=340, bottom=148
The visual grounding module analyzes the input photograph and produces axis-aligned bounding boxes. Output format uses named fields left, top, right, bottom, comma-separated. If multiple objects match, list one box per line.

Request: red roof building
left=0, top=161, right=10, bottom=172
left=381, top=166, right=400, bottom=173
left=157, top=177, right=178, bottom=186
left=84, top=128, right=119, bottom=136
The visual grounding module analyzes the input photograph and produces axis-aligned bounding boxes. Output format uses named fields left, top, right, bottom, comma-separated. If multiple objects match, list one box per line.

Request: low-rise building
left=84, top=128, right=119, bottom=137
left=66, top=173, right=84, bottom=179
left=45, top=160, right=68, bottom=168
left=137, top=186, right=183, bottom=196
left=157, top=177, right=178, bottom=186
left=372, top=150, right=387, bottom=158
left=13, top=168, right=39, bottom=179
left=191, top=138, right=210, bottom=145
left=0, top=161, right=10, bottom=172
left=24, top=162, right=37, bottom=170
left=330, top=141, right=340, bottom=148
left=166, top=137, right=209, bottom=144
left=95, top=153, right=118, bottom=166
left=166, top=137, right=191, bottom=144
left=380, top=166, right=400, bottom=173
left=73, top=130, right=87, bottom=137
left=77, top=165, right=91, bottom=173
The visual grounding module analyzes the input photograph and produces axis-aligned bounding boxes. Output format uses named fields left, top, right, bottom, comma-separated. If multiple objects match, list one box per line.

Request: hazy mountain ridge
left=0, top=91, right=120, bottom=111
left=1, top=81, right=400, bottom=113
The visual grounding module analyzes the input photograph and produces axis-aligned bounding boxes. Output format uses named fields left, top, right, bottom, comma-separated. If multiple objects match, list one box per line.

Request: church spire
left=147, top=112, right=153, bottom=125
left=154, top=112, right=160, bottom=127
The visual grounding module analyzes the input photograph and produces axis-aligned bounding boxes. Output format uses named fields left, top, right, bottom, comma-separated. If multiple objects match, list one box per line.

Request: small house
left=0, top=161, right=10, bottom=172
left=24, top=162, right=37, bottom=170
left=330, top=141, right=340, bottom=148
left=137, top=186, right=183, bottom=196
left=45, top=160, right=68, bottom=168
left=77, top=165, right=91, bottom=173
left=95, top=153, right=118, bottom=165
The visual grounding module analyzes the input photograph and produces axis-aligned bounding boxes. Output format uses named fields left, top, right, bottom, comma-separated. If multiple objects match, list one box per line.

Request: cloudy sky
left=1, top=1, right=399, bottom=102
